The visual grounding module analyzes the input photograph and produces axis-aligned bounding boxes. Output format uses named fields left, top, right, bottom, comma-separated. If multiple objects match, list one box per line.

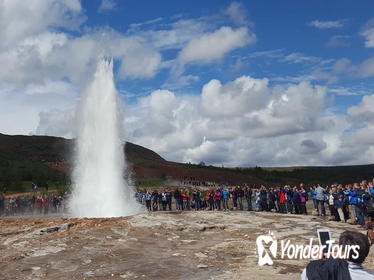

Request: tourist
left=292, top=187, right=301, bottom=214
left=222, top=187, right=229, bottom=211
left=231, top=187, right=238, bottom=209
left=310, top=186, right=317, bottom=211
left=152, top=190, right=159, bottom=211
left=259, top=186, right=268, bottom=211
left=351, top=184, right=365, bottom=227
left=137, top=191, right=143, bottom=204
left=167, top=190, right=172, bottom=211
left=181, top=191, right=188, bottom=210
left=301, top=231, right=374, bottom=279
left=284, top=186, right=293, bottom=214
left=161, top=191, right=168, bottom=211
left=174, top=189, right=182, bottom=210
left=254, top=189, right=260, bottom=211
left=328, top=187, right=337, bottom=218
left=237, top=187, right=244, bottom=211
left=207, top=190, right=214, bottom=210
left=278, top=188, right=287, bottom=213
left=245, top=187, right=252, bottom=211
left=214, top=189, right=221, bottom=210
left=315, top=184, right=326, bottom=216
left=145, top=191, right=152, bottom=211
left=334, top=186, right=345, bottom=222
left=299, top=187, right=308, bottom=215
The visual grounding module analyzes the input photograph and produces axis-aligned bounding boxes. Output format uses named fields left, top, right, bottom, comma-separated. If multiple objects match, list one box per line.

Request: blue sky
left=1, top=0, right=374, bottom=166
left=80, top=0, right=374, bottom=107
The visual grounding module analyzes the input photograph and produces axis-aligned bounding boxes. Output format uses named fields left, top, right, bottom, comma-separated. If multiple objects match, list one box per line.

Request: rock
left=194, top=252, right=208, bottom=258
left=197, top=264, right=208, bottom=269
left=83, top=271, right=94, bottom=276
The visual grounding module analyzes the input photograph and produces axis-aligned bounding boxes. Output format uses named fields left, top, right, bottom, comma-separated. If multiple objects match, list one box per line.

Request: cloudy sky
left=1, top=0, right=374, bottom=167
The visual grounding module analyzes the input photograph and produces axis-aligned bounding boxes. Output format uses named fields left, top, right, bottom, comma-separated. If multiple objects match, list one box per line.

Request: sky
left=1, top=0, right=374, bottom=167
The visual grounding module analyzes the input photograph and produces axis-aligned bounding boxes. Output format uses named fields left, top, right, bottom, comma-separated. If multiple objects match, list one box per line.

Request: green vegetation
left=0, top=159, right=68, bottom=193
left=134, top=178, right=167, bottom=188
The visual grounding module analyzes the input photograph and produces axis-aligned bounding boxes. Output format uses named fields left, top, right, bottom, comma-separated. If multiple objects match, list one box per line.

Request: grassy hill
left=0, top=133, right=373, bottom=193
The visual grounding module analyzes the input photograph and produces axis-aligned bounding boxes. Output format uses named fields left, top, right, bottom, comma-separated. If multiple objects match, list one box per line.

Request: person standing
left=237, top=187, right=244, bottom=210
left=174, top=189, right=181, bottom=210
left=222, top=188, right=230, bottom=211
left=292, top=187, right=301, bottom=214
left=245, top=187, right=252, bottom=211
left=334, top=186, right=346, bottom=222
left=167, top=190, right=172, bottom=211
left=145, top=191, right=152, bottom=211
left=315, top=184, right=326, bottom=216
left=214, top=189, right=221, bottom=210
left=351, top=184, right=365, bottom=227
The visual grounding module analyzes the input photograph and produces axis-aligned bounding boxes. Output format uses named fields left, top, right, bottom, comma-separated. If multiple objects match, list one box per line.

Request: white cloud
left=117, top=76, right=342, bottom=166
left=326, top=35, right=351, bottom=48
left=98, top=0, right=116, bottom=13
left=0, top=0, right=84, bottom=51
left=282, top=52, right=321, bottom=64
left=225, top=2, right=249, bottom=25
left=131, top=19, right=209, bottom=50
left=178, top=26, right=255, bottom=64
left=3, top=0, right=374, bottom=167
left=31, top=71, right=374, bottom=167
left=360, top=18, right=374, bottom=48
left=200, top=76, right=269, bottom=117
left=0, top=80, right=78, bottom=135
left=309, top=20, right=345, bottom=29
left=347, top=95, right=374, bottom=125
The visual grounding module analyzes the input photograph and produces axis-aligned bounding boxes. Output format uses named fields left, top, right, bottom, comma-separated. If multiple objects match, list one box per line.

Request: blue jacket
left=349, top=190, right=364, bottom=206
left=284, top=189, right=293, bottom=201
left=222, top=189, right=229, bottom=199
left=310, top=190, right=317, bottom=200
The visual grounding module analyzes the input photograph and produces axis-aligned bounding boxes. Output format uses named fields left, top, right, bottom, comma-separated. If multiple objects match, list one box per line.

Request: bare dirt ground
left=1, top=211, right=373, bottom=280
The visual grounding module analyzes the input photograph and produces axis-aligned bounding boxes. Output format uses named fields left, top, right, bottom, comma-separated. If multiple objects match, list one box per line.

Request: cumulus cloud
left=200, top=76, right=269, bottom=117
left=117, top=76, right=342, bottom=166
left=347, top=95, right=374, bottom=125
left=178, top=26, right=255, bottom=64
left=0, top=0, right=84, bottom=51
left=0, top=80, right=78, bottom=135
left=309, top=20, right=345, bottom=29
left=360, top=18, right=374, bottom=48
left=3, top=0, right=374, bottom=167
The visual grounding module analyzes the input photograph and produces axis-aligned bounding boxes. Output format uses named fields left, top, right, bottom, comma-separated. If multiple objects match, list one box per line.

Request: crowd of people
left=0, top=193, right=66, bottom=216
left=1, top=179, right=374, bottom=228
left=137, top=179, right=374, bottom=227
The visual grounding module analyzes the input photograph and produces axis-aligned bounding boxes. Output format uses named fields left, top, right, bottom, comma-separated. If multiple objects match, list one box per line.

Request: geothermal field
left=1, top=211, right=373, bottom=280
left=1, top=59, right=373, bottom=280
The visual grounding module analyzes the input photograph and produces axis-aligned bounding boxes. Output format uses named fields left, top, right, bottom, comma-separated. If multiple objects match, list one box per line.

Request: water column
left=69, top=59, right=143, bottom=217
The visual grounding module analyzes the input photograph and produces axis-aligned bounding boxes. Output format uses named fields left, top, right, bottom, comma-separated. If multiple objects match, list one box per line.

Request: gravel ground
left=1, top=211, right=373, bottom=280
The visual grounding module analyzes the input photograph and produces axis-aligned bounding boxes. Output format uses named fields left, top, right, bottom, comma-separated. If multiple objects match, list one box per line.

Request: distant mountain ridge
left=0, top=133, right=374, bottom=192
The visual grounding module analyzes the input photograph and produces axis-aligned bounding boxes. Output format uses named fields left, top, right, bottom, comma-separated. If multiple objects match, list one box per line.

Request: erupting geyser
left=69, top=59, right=143, bottom=217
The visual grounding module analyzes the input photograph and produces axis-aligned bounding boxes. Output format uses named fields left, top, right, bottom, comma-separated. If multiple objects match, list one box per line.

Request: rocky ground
left=1, top=211, right=373, bottom=280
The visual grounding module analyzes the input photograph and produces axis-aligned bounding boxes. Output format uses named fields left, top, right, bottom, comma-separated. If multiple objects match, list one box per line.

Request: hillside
left=0, top=133, right=373, bottom=192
